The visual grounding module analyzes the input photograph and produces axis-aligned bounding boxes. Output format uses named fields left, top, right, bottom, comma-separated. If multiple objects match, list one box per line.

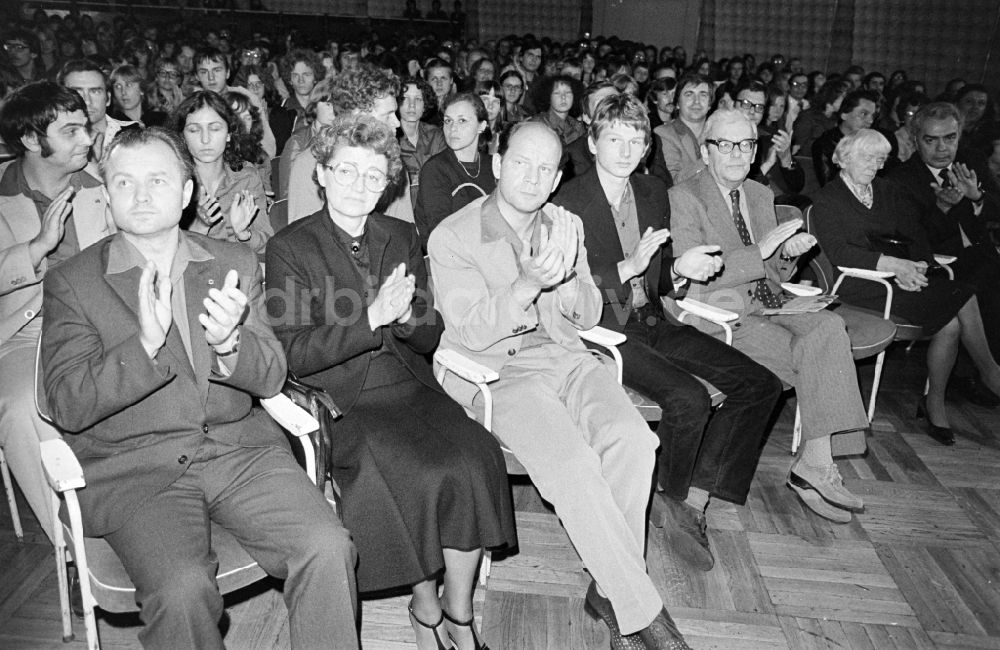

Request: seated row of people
left=2, top=71, right=997, bottom=650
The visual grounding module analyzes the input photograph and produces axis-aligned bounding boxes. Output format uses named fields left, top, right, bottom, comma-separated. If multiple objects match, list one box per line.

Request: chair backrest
left=270, top=198, right=289, bottom=234
left=798, top=204, right=838, bottom=293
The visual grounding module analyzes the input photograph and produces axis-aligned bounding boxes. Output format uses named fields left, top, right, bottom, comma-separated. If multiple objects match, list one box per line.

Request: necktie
left=938, top=168, right=953, bottom=188
left=730, top=189, right=783, bottom=309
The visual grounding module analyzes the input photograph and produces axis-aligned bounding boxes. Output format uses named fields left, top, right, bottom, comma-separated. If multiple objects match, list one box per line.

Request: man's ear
left=700, top=143, right=710, bottom=164
left=21, top=131, right=41, bottom=154
left=315, top=164, right=327, bottom=188
left=182, top=178, right=194, bottom=208
left=587, top=134, right=597, bottom=156
left=492, top=152, right=502, bottom=179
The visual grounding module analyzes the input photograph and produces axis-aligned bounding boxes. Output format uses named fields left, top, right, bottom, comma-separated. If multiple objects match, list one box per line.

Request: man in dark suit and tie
left=552, top=93, right=782, bottom=571
left=41, top=127, right=359, bottom=649
left=887, top=101, right=1000, bottom=364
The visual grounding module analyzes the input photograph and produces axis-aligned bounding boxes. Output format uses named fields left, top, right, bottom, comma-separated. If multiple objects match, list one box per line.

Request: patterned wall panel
left=706, top=0, right=839, bottom=72
left=477, top=0, right=581, bottom=43
left=266, top=0, right=365, bottom=15
left=853, top=0, right=997, bottom=94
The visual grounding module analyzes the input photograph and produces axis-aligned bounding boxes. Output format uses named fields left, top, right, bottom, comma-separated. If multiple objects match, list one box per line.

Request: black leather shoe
left=658, top=495, right=714, bottom=571
left=583, top=581, right=647, bottom=650
left=916, top=398, right=956, bottom=445
left=638, top=607, right=692, bottom=650
left=947, top=375, right=1000, bottom=408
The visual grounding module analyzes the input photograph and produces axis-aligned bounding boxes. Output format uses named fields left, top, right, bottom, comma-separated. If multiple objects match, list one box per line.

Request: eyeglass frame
left=323, top=161, right=390, bottom=193
left=734, top=98, right=766, bottom=114
left=704, top=138, right=757, bottom=154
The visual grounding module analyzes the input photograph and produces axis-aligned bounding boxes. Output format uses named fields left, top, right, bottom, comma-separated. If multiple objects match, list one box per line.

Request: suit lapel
left=699, top=172, right=743, bottom=249
left=183, top=259, right=214, bottom=398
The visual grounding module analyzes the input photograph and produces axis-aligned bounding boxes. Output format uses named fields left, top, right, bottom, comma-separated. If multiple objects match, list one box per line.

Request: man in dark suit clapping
left=41, top=127, right=359, bottom=649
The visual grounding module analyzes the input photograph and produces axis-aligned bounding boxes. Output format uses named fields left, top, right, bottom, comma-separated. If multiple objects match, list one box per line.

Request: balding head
left=494, top=122, right=563, bottom=216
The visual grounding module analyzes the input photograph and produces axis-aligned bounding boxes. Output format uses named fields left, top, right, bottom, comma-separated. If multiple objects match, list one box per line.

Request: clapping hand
left=138, top=261, right=172, bottom=358
left=621, top=227, right=671, bottom=280
left=949, top=162, right=982, bottom=201
left=758, top=218, right=803, bottom=259
left=517, top=224, right=568, bottom=292
left=226, top=190, right=258, bottom=243
left=782, top=232, right=817, bottom=257
left=200, top=269, right=248, bottom=350
left=368, top=263, right=416, bottom=329
left=674, top=245, right=723, bottom=281
left=197, top=186, right=223, bottom=227
left=544, top=204, right=580, bottom=270
left=28, top=186, right=75, bottom=267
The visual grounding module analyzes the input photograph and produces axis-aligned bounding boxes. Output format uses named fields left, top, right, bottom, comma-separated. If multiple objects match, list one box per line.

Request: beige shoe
left=787, top=480, right=853, bottom=523
left=789, top=462, right=864, bottom=512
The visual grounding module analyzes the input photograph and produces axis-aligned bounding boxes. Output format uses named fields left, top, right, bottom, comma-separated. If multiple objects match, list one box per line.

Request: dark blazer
left=887, top=151, right=1000, bottom=257
left=812, top=175, right=935, bottom=269
left=265, top=211, right=442, bottom=414
left=552, top=168, right=679, bottom=331
left=41, top=232, right=287, bottom=537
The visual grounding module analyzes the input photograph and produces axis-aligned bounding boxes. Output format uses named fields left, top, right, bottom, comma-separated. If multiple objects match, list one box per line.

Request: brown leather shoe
left=583, top=581, right=647, bottom=650
left=638, top=607, right=692, bottom=650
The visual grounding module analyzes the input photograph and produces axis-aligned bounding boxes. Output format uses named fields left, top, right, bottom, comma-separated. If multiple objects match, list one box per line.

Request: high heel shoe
left=442, top=609, right=490, bottom=650
left=408, top=603, right=454, bottom=650
left=916, top=397, right=956, bottom=445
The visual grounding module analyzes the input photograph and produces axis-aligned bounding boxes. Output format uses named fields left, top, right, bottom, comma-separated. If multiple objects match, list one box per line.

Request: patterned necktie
left=730, top=189, right=783, bottom=309
left=937, top=168, right=953, bottom=189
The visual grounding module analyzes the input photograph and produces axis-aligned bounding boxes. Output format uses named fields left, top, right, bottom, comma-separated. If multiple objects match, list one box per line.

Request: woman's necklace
left=457, top=150, right=481, bottom=179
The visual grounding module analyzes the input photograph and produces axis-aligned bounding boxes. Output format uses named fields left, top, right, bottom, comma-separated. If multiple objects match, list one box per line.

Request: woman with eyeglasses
left=498, top=69, right=529, bottom=128
left=414, top=92, right=496, bottom=249
left=171, top=91, right=271, bottom=254
left=148, top=59, right=185, bottom=113
left=734, top=81, right=805, bottom=204
left=265, top=115, right=515, bottom=650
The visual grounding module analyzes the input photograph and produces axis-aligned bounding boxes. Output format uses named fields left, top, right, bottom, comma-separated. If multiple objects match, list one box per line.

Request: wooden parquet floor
left=1, top=345, right=999, bottom=649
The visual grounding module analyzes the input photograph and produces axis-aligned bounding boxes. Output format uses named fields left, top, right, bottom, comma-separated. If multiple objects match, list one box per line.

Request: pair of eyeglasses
left=4, top=42, right=29, bottom=52
left=502, top=84, right=523, bottom=91
left=790, top=80, right=807, bottom=87
left=705, top=138, right=757, bottom=154
left=735, top=99, right=766, bottom=114
left=158, top=70, right=179, bottom=78
left=324, top=161, right=389, bottom=192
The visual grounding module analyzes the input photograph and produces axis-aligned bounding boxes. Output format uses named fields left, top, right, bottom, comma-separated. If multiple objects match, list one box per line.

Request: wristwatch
left=216, top=329, right=240, bottom=357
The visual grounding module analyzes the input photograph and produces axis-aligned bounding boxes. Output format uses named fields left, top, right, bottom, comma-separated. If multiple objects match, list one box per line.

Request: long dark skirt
left=330, top=377, right=517, bottom=593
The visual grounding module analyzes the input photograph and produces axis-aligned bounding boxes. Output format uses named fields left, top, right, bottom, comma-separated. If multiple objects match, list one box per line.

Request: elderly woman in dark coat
left=265, top=114, right=515, bottom=650
left=811, top=128, right=1000, bottom=445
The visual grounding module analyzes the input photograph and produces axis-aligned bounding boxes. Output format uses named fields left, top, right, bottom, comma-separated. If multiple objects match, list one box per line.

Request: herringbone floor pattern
left=1, top=345, right=998, bottom=649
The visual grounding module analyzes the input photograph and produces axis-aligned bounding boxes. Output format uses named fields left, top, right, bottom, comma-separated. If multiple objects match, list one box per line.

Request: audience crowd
left=1, top=4, right=999, bottom=650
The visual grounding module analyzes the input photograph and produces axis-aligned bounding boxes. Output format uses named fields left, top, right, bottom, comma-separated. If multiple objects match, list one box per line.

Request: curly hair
left=231, top=64, right=280, bottom=108
left=224, top=91, right=266, bottom=166
left=329, top=63, right=399, bottom=115
left=400, top=76, right=437, bottom=121
left=169, top=90, right=246, bottom=172
left=310, top=114, right=403, bottom=196
left=279, top=48, right=323, bottom=89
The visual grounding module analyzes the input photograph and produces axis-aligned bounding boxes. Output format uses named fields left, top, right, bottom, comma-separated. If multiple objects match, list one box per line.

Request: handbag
left=279, top=373, right=342, bottom=494
left=866, top=231, right=912, bottom=259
